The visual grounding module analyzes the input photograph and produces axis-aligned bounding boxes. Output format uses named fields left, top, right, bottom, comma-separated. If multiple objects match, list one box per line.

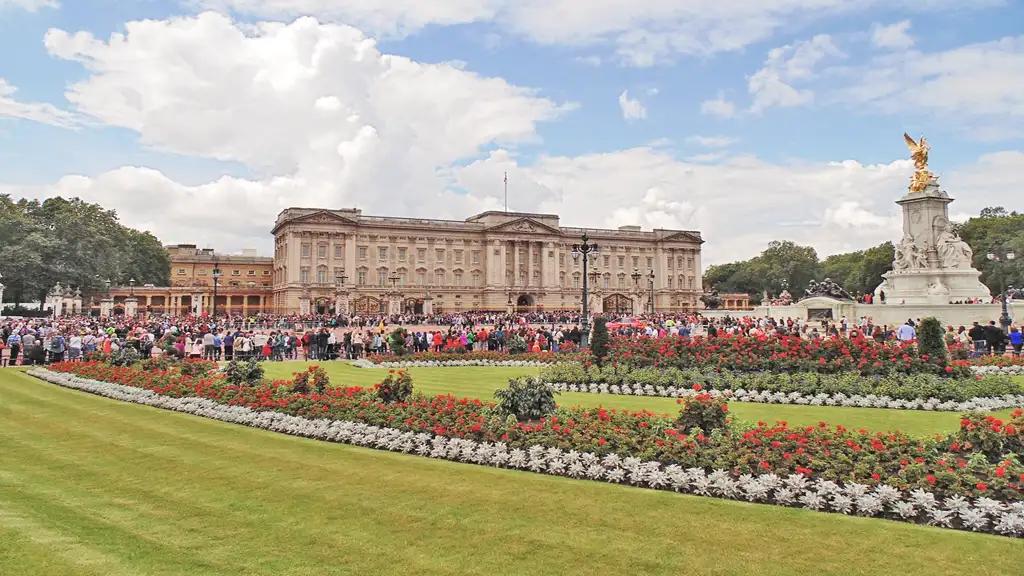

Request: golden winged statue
left=903, top=132, right=933, bottom=192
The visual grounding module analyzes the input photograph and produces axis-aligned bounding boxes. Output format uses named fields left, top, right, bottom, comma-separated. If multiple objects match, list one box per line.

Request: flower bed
left=539, top=364, right=1023, bottom=406
left=971, top=355, right=1024, bottom=367
left=974, top=366, right=1024, bottom=376
left=610, top=335, right=969, bottom=377
left=364, top=351, right=580, bottom=365
left=355, top=358, right=557, bottom=369
left=545, top=382, right=1024, bottom=412
left=29, top=365, right=1024, bottom=537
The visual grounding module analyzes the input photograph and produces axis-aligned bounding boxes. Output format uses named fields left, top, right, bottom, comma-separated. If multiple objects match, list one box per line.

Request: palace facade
left=105, top=244, right=275, bottom=316
left=271, top=208, right=704, bottom=315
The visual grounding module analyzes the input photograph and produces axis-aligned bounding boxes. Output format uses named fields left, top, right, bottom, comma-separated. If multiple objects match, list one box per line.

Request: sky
left=0, top=0, right=1021, bottom=267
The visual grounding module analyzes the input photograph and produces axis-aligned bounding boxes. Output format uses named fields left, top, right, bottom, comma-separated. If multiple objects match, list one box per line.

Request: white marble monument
left=873, top=134, right=991, bottom=305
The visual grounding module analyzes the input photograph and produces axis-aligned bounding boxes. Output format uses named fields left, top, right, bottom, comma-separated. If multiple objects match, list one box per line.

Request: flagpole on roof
left=504, top=172, right=508, bottom=213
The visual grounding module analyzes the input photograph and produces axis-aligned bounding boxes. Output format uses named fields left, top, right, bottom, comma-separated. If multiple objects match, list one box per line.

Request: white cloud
left=8, top=11, right=1023, bottom=270
left=686, top=135, right=736, bottom=148
left=0, top=0, right=58, bottom=11
left=0, top=78, right=79, bottom=128
left=618, top=90, right=647, bottom=120
left=196, top=0, right=988, bottom=66
left=700, top=94, right=735, bottom=118
left=871, top=20, right=914, bottom=50
left=748, top=34, right=843, bottom=113
left=833, top=35, right=1024, bottom=136
left=573, top=55, right=602, bottom=67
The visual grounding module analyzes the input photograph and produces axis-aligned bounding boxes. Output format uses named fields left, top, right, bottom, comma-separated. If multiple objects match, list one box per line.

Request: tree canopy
left=0, top=195, right=170, bottom=304
left=703, top=207, right=1024, bottom=299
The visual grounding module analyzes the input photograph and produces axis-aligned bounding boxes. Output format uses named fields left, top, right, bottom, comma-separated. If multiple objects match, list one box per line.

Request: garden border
left=542, top=382, right=1024, bottom=412
left=26, top=367, right=1024, bottom=538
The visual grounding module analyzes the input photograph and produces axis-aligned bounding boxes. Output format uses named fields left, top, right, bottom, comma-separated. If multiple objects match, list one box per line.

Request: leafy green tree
left=917, top=317, right=948, bottom=366
left=0, top=194, right=170, bottom=304
left=957, top=207, right=1024, bottom=291
left=590, top=317, right=611, bottom=365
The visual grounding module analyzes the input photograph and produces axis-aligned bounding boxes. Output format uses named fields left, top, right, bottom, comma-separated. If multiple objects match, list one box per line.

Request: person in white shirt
left=68, top=333, right=83, bottom=361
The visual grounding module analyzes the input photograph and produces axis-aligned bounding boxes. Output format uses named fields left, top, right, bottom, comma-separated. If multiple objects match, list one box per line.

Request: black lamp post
left=631, top=267, right=643, bottom=315
left=571, top=232, right=600, bottom=348
left=128, top=277, right=136, bottom=297
left=104, top=278, right=111, bottom=296
left=211, top=261, right=222, bottom=319
left=647, top=270, right=655, bottom=314
left=987, top=247, right=1017, bottom=332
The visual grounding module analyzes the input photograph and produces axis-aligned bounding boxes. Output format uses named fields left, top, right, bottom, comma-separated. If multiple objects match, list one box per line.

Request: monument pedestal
left=874, top=178, right=990, bottom=305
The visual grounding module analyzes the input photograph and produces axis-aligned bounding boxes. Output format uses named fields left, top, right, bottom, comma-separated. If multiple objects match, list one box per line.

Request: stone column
left=125, top=297, right=138, bottom=318
left=299, top=294, right=310, bottom=315
left=423, top=296, right=434, bottom=315
left=72, top=295, right=83, bottom=315
left=100, top=297, right=114, bottom=317
left=192, top=293, right=203, bottom=316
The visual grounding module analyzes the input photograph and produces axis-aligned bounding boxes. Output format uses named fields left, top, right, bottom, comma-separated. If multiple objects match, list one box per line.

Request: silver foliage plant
left=544, top=382, right=1024, bottom=413
left=28, top=368, right=1024, bottom=538
left=355, top=359, right=554, bottom=369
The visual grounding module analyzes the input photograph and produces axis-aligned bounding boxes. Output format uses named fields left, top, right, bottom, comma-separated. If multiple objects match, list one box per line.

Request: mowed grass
left=2, top=370, right=1023, bottom=576
left=262, top=362, right=1016, bottom=436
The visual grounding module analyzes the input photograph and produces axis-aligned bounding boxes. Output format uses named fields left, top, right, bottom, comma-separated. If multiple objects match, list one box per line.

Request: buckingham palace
left=271, top=208, right=704, bottom=315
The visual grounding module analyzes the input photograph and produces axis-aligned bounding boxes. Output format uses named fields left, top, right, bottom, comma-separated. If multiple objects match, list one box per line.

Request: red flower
left=871, top=473, right=881, bottom=481
left=692, top=383, right=702, bottom=391
left=760, top=461, right=771, bottom=470
left=926, top=474, right=936, bottom=483
left=976, top=482, right=987, bottom=492
left=995, top=467, right=1006, bottom=478
left=721, top=405, right=728, bottom=413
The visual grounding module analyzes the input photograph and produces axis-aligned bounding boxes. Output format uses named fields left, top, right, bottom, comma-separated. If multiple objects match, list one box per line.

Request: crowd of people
left=1, top=309, right=1021, bottom=367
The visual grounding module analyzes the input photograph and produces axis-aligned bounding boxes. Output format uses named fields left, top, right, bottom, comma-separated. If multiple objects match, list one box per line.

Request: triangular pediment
left=273, top=210, right=359, bottom=233
left=486, top=217, right=562, bottom=235
left=660, top=230, right=704, bottom=244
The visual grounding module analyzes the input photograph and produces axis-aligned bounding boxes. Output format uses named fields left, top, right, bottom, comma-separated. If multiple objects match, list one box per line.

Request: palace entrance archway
left=353, top=296, right=385, bottom=314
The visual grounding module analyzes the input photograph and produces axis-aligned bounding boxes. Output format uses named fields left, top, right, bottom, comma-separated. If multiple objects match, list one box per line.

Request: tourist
left=897, top=321, right=916, bottom=343
left=968, top=322, right=987, bottom=358
left=983, top=321, right=1006, bottom=355
left=1010, top=327, right=1023, bottom=357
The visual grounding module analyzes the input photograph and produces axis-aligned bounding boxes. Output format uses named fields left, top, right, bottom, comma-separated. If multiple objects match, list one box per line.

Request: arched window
left=316, top=265, right=328, bottom=284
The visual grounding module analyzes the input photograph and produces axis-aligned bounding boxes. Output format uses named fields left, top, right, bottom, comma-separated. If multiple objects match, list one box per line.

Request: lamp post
left=571, top=232, right=600, bottom=348
left=647, top=270, right=655, bottom=315
left=986, top=247, right=1016, bottom=332
left=211, top=262, right=222, bottom=319
left=128, top=277, right=136, bottom=297
left=631, top=267, right=643, bottom=315
left=335, top=271, right=348, bottom=315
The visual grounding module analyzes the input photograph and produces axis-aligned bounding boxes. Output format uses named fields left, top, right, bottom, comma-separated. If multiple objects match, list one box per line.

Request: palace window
left=177, top=268, right=186, bottom=275
left=334, top=267, right=345, bottom=282
left=436, top=249, right=445, bottom=264
left=378, top=268, right=389, bottom=286
left=316, top=266, right=328, bottom=284
left=559, top=253, right=565, bottom=266
left=618, top=255, right=625, bottom=267
left=416, top=272, right=425, bottom=285
left=357, top=270, right=367, bottom=285
left=559, top=272, right=565, bottom=287
left=358, top=246, right=367, bottom=260
left=687, top=258, right=694, bottom=270
left=247, top=270, right=256, bottom=276
left=532, top=251, right=539, bottom=265
left=198, top=268, right=207, bottom=276
left=668, top=257, right=674, bottom=269
left=300, top=267, right=310, bottom=284
left=398, top=247, right=407, bottom=262
left=618, top=274, right=625, bottom=289
left=603, top=274, right=610, bottom=290
left=454, top=272, right=463, bottom=287
left=573, top=273, right=580, bottom=289
left=334, top=245, right=343, bottom=259
left=632, top=256, right=639, bottom=268
left=417, top=248, right=426, bottom=263
left=434, top=271, right=445, bottom=285
left=471, top=250, right=480, bottom=265
left=318, top=245, right=327, bottom=259
left=667, top=277, right=673, bottom=289
left=472, top=272, right=481, bottom=287
left=518, top=270, right=526, bottom=285
left=519, top=251, right=525, bottom=265
left=603, top=255, right=610, bottom=267
left=378, top=247, right=388, bottom=261
left=688, top=276, right=695, bottom=289
left=301, top=244, right=311, bottom=258
left=263, top=270, right=271, bottom=276
left=532, top=271, right=540, bottom=284
left=455, top=250, right=463, bottom=264
left=232, top=270, right=240, bottom=276
left=647, top=257, right=653, bottom=269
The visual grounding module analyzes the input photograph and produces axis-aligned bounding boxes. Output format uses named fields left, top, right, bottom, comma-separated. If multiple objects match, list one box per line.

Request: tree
left=590, top=317, right=611, bottom=365
left=957, top=207, right=1024, bottom=291
left=821, top=242, right=894, bottom=296
left=0, top=194, right=170, bottom=304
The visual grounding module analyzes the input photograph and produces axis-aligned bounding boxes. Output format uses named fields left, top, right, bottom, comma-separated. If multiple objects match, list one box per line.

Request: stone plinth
left=874, top=179, right=990, bottom=304
left=100, top=297, right=114, bottom=317
left=125, top=297, right=139, bottom=318
left=753, top=299, right=1021, bottom=328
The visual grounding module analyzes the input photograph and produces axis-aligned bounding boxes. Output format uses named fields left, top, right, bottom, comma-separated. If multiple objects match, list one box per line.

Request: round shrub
left=377, top=370, right=414, bottom=403
left=494, top=376, right=558, bottom=422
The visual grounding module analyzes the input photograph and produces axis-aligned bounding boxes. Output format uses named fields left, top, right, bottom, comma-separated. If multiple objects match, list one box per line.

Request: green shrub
left=676, top=387, right=729, bottom=434
left=917, top=317, right=948, bottom=365
left=494, top=376, right=558, bottom=422
left=507, top=334, right=528, bottom=354
left=224, top=359, right=265, bottom=387
left=590, top=317, right=611, bottom=365
left=179, top=359, right=218, bottom=377
left=377, top=370, right=414, bottom=403
left=389, top=327, right=410, bottom=356
left=291, top=366, right=329, bottom=394
left=109, top=347, right=141, bottom=367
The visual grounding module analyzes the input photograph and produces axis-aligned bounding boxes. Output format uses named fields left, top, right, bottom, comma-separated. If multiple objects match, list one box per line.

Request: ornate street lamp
left=211, top=262, right=222, bottom=318
left=987, top=247, right=1017, bottom=332
left=647, top=270, right=655, bottom=314
left=105, top=278, right=112, bottom=295
left=571, top=232, right=600, bottom=348
left=128, top=277, right=136, bottom=297
left=335, top=271, right=348, bottom=315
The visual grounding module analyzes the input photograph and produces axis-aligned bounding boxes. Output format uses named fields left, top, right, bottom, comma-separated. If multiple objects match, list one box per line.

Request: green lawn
left=2, top=370, right=1022, bottom=576
left=262, top=362, right=1015, bottom=436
